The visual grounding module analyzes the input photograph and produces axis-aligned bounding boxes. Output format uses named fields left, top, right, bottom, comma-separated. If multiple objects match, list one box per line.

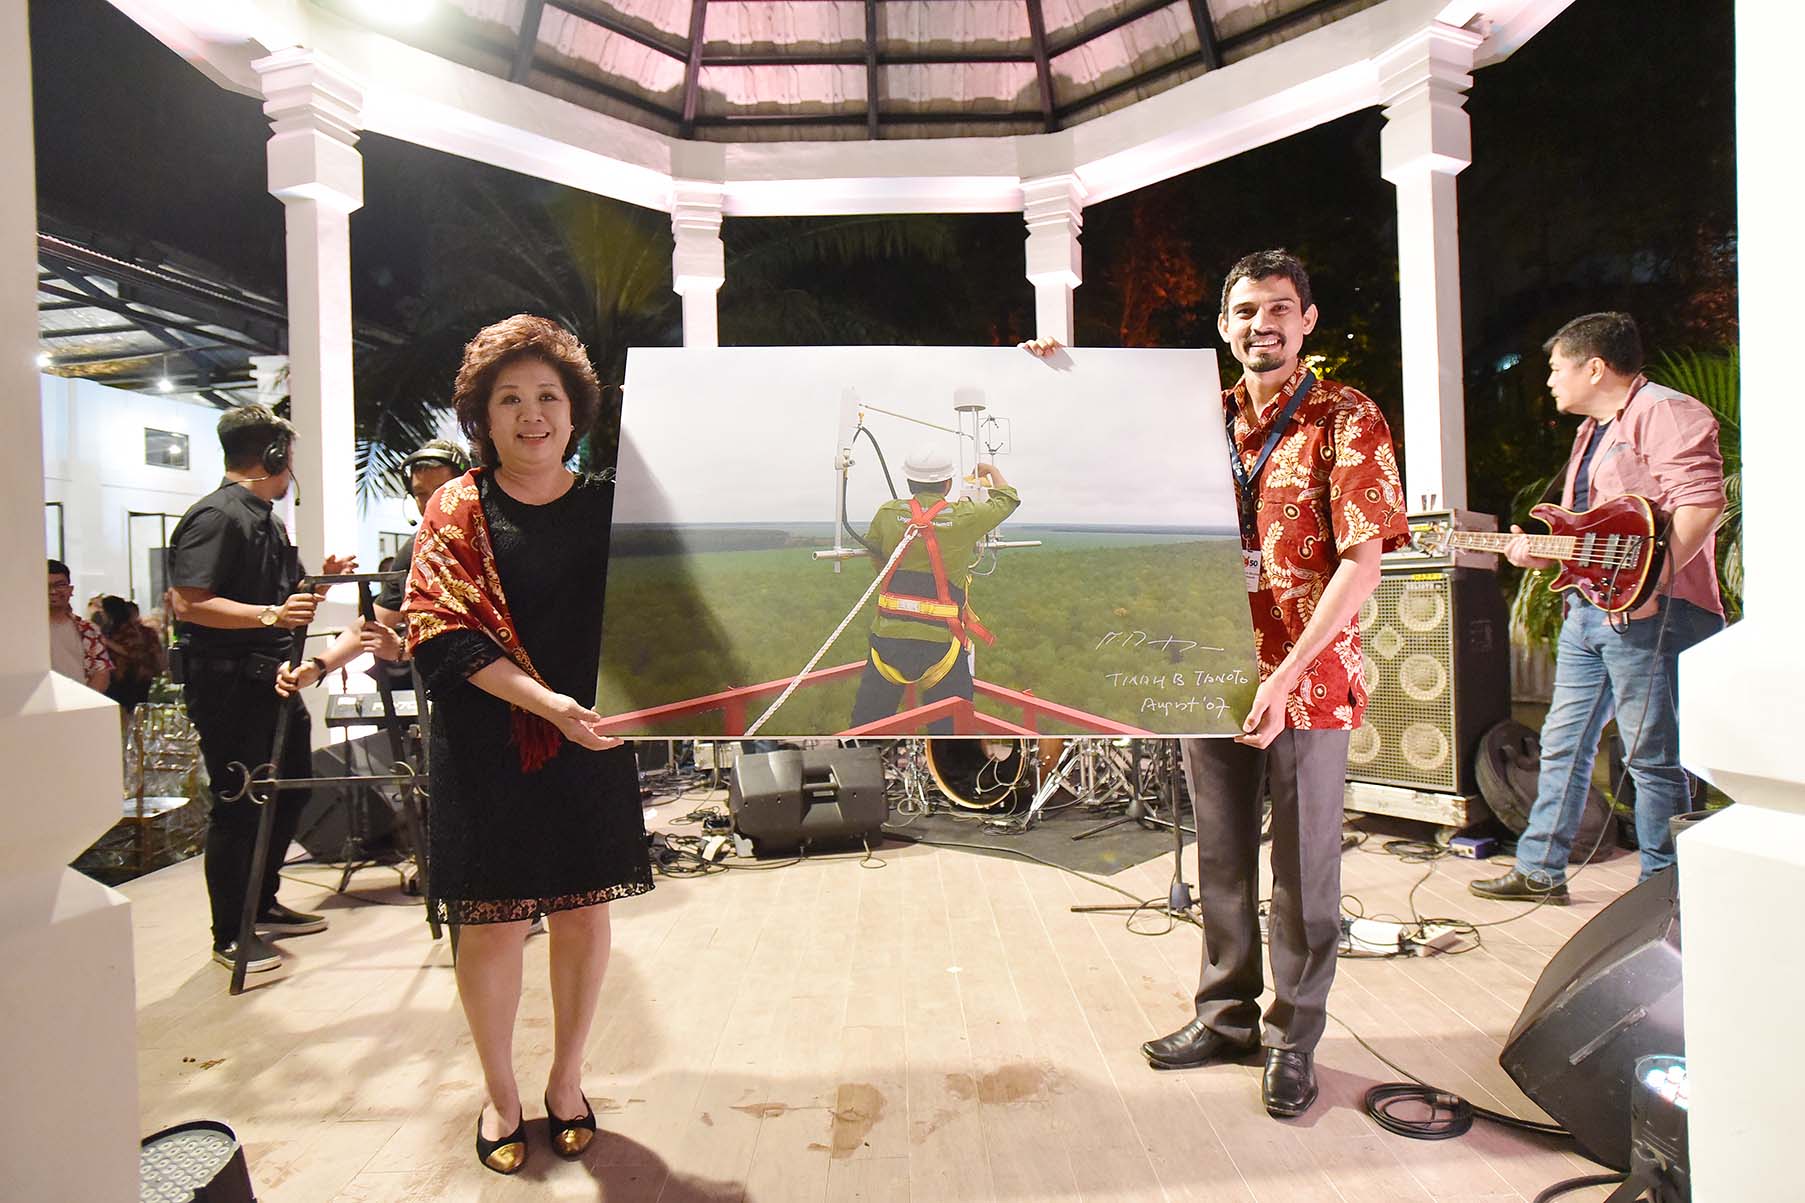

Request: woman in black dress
left=404, top=315, right=652, bottom=1175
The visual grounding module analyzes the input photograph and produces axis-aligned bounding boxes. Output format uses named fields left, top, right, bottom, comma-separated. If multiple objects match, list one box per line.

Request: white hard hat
left=903, top=444, right=955, bottom=482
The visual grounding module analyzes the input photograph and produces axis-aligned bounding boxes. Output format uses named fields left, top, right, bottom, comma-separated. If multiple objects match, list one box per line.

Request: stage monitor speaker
left=296, top=736, right=402, bottom=861
left=729, top=747, right=886, bottom=856
left=1500, top=866, right=1683, bottom=1170
left=1348, top=565, right=1510, bottom=794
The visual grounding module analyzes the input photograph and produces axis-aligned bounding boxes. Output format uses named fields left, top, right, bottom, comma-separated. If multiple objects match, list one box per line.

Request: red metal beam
left=973, top=680, right=1155, bottom=736
left=595, top=662, right=1155, bottom=738
left=841, top=697, right=966, bottom=737
left=593, top=661, right=865, bottom=734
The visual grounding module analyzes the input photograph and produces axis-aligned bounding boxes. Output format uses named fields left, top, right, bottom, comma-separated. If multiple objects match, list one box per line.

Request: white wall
left=40, top=372, right=419, bottom=610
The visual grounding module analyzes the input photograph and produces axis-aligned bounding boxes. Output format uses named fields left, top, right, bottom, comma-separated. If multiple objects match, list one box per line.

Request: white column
left=1378, top=22, right=1482, bottom=513
left=1675, top=6, right=1805, bottom=1200
left=1022, top=172, right=1085, bottom=345
left=671, top=180, right=725, bottom=348
left=254, top=49, right=363, bottom=570
left=0, top=3, right=138, bottom=1199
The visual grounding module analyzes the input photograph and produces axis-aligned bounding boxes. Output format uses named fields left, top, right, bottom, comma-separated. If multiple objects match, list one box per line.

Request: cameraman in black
left=169, top=405, right=395, bottom=972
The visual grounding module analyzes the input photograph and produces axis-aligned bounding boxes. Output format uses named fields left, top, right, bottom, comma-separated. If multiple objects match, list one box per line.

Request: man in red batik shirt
left=1141, top=250, right=1408, bottom=1118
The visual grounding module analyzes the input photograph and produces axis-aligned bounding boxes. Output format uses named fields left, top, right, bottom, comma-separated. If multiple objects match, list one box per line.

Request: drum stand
left=1071, top=741, right=1198, bottom=920
left=1070, top=739, right=1194, bottom=842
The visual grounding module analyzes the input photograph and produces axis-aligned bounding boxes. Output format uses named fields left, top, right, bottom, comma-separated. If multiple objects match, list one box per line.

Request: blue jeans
left=1514, top=595, right=1721, bottom=883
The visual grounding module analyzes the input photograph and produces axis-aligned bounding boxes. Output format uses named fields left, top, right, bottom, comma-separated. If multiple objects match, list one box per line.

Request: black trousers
left=1180, top=730, right=1350, bottom=1052
left=185, top=669, right=314, bottom=947
left=848, top=636, right=974, bottom=735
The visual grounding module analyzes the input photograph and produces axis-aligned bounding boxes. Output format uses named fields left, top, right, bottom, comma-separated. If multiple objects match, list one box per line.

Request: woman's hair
left=98, top=595, right=135, bottom=634
left=451, top=315, right=602, bottom=468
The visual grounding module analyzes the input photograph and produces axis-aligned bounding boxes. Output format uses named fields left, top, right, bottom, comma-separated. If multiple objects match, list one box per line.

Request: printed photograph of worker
left=595, top=345, right=1258, bottom=738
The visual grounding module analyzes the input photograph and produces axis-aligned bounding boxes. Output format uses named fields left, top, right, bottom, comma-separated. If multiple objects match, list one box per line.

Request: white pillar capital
left=1022, top=172, right=1086, bottom=288
left=672, top=179, right=726, bottom=347
left=253, top=48, right=364, bottom=212
left=671, top=179, right=726, bottom=292
left=1377, top=23, right=1483, bottom=182
left=1022, top=172, right=1086, bottom=344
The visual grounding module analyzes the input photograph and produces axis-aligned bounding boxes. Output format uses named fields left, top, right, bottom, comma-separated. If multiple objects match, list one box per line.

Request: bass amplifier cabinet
left=1347, top=565, right=1509, bottom=795
left=729, top=747, right=887, bottom=857
left=1501, top=867, right=1683, bottom=1170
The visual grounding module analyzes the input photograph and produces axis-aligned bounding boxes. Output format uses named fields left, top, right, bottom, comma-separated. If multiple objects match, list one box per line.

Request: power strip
left=1409, top=922, right=1466, bottom=955
left=1341, top=917, right=1406, bottom=956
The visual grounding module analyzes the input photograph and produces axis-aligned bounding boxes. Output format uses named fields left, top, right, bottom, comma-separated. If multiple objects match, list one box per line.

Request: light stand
left=1071, top=740, right=1198, bottom=920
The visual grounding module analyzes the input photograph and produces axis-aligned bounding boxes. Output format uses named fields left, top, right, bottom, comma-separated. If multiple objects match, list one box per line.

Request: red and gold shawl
left=404, top=469, right=562, bottom=772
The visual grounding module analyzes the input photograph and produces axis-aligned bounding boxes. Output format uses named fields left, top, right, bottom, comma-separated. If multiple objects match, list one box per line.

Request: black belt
left=184, top=652, right=286, bottom=682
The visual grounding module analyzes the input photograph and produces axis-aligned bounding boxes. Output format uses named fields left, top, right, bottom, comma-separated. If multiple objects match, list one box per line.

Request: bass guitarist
left=1472, top=312, right=1725, bottom=902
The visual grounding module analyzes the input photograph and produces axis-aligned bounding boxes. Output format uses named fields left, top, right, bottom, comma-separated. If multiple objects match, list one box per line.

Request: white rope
left=743, top=526, right=920, bottom=738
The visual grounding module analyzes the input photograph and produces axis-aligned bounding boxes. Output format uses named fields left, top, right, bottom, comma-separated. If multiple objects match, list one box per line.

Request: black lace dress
left=413, top=472, right=653, bottom=925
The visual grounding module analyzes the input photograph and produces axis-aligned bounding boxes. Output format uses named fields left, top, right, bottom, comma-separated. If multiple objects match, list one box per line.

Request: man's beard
left=1243, top=349, right=1287, bottom=373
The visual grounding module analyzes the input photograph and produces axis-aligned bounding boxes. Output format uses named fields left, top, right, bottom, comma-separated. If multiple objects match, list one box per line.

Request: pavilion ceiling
left=316, top=0, right=1383, bottom=141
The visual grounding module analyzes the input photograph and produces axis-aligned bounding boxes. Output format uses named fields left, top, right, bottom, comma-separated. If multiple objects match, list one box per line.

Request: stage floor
left=125, top=799, right=1643, bottom=1202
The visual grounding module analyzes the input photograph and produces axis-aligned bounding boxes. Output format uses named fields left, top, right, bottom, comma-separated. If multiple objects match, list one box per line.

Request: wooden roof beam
left=1025, top=0, right=1057, bottom=133
left=509, top=0, right=547, bottom=84
left=679, top=0, right=710, bottom=137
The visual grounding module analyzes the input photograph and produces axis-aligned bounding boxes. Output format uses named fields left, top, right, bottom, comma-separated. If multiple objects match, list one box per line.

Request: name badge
left=1242, top=548, right=1262, bottom=592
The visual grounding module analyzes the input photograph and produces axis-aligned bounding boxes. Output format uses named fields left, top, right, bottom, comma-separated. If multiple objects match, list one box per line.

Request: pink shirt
left=1561, top=377, right=1725, bottom=616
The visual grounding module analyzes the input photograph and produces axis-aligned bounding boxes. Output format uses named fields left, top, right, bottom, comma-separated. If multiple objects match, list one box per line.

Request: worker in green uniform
left=848, top=444, right=1020, bottom=733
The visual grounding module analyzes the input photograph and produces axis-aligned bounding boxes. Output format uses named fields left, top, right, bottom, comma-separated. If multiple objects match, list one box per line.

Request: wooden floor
left=125, top=799, right=1644, bottom=1202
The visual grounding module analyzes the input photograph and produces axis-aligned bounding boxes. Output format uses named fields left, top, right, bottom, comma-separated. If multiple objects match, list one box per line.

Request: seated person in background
left=96, top=594, right=166, bottom=715
left=48, top=559, right=110, bottom=694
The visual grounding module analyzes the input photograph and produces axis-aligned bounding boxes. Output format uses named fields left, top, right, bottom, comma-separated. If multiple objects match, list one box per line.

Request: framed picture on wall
left=144, top=428, right=189, bottom=470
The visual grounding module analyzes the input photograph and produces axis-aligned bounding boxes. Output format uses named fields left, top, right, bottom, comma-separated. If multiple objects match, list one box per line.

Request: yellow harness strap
left=877, top=593, right=961, bottom=620
left=869, top=639, right=962, bottom=690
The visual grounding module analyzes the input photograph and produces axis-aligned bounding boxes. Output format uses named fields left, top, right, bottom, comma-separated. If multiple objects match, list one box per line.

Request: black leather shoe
left=1142, top=1017, right=1257, bottom=1069
left=1262, top=1049, right=1318, bottom=1118
left=1468, top=869, right=1569, bottom=906
left=476, top=1106, right=528, bottom=1175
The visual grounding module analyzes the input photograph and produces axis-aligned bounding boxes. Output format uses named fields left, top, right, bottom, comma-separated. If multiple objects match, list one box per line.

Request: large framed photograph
left=596, top=346, right=1257, bottom=737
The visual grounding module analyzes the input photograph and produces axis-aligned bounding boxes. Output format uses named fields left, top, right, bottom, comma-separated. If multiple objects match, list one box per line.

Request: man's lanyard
left=1225, top=369, right=1315, bottom=548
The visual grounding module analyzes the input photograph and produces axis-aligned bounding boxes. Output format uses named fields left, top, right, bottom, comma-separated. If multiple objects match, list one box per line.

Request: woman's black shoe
left=545, top=1091, right=597, bottom=1158
left=476, top=1107, right=528, bottom=1175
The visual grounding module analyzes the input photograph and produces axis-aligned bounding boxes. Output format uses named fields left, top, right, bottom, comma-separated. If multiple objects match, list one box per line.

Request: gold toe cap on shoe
left=483, top=1141, right=527, bottom=1174
left=554, top=1126, right=594, bottom=1157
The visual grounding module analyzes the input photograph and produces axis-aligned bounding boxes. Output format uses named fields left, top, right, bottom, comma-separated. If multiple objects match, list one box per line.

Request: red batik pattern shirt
left=1227, top=365, right=1409, bottom=729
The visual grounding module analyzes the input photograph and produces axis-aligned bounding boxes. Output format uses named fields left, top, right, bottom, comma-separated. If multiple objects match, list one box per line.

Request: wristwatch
left=309, top=655, right=329, bottom=686
left=258, top=604, right=280, bottom=627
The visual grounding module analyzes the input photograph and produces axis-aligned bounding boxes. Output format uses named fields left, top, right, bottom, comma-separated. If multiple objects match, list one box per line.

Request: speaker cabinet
left=1500, top=867, right=1683, bottom=1170
left=729, top=747, right=887, bottom=856
left=296, top=736, right=402, bottom=861
left=1348, top=566, right=1509, bottom=794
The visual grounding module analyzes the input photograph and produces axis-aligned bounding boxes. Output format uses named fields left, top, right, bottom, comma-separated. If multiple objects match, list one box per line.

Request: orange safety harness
left=875, top=497, right=995, bottom=648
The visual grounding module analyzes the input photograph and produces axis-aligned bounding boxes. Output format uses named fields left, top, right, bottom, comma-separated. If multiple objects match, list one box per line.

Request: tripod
left=1071, top=740, right=1199, bottom=921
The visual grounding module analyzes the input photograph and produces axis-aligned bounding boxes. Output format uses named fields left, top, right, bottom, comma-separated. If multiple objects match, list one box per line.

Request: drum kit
left=889, top=736, right=1185, bottom=836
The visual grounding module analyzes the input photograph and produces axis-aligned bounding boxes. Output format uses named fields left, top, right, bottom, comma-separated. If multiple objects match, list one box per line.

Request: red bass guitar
left=1419, top=494, right=1664, bottom=613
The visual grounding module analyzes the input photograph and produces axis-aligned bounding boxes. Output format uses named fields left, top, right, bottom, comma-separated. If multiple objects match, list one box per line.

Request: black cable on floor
left=1533, top=1172, right=1629, bottom=1202
left=1329, top=1010, right=1572, bottom=1142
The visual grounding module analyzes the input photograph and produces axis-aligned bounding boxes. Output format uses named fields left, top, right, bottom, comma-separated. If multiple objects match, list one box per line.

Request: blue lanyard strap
left=1225, top=369, right=1315, bottom=545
